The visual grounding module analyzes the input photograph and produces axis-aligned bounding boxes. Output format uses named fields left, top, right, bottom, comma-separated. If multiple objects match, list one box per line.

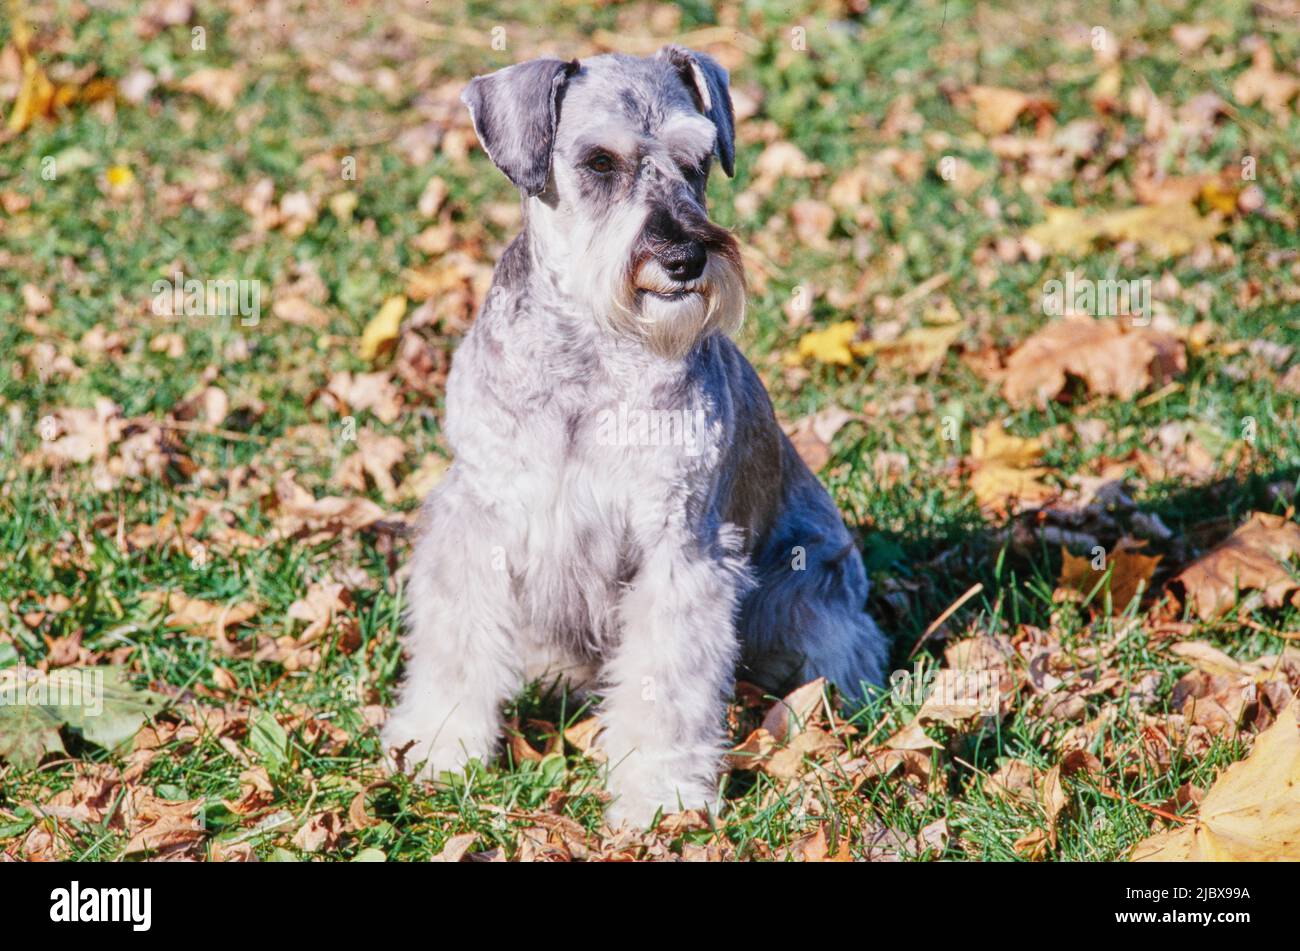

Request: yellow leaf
left=359, top=295, right=407, bottom=361
left=795, top=321, right=857, bottom=366
left=854, top=322, right=963, bottom=375
left=1025, top=202, right=1225, bottom=259
left=968, top=422, right=1055, bottom=513
left=1132, top=699, right=1300, bottom=861
left=7, top=53, right=55, bottom=133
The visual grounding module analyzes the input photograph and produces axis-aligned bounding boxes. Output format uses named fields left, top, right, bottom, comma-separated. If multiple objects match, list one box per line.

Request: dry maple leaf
left=855, top=322, right=963, bottom=375
left=1024, top=202, right=1225, bottom=258
left=967, top=422, right=1056, bottom=514
left=794, top=321, right=857, bottom=365
left=761, top=678, right=828, bottom=743
left=334, top=428, right=407, bottom=500
left=432, top=832, right=479, bottom=863
left=142, top=590, right=258, bottom=645
left=1132, top=698, right=1300, bottom=860
left=287, top=581, right=354, bottom=644
left=176, top=67, right=243, bottom=110
left=122, top=788, right=206, bottom=858
left=967, top=85, right=1054, bottom=136
left=1169, top=512, right=1300, bottom=620
left=1056, top=538, right=1163, bottom=614
left=324, top=370, right=402, bottom=424
left=292, top=811, right=343, bottom=854
left=1002, top=318, right=1186, bottom=407
left=1231, top=46, right=1300, bottom=114
left=783, top=405, right=854, bottom=472
left=269, top=473, right=387, bottom=542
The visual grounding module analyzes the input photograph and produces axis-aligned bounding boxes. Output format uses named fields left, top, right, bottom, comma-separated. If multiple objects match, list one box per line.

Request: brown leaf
left=761, top=678, right=828, bottom=743
left=967, top=86, right=1054, bottom=135
left=292, top=811, right=343, bottom=854
left=1003, top=318, right=1186, bottom=407
left=143, top=590, right=258, bottom=644
left=122, top=789, right=205, bottom=858
left=431, top=832, right=477, bottom=862
left=1133, top=698, right=1300, bottom=860
left=269, top=473, right=387, bottom=542
left=1170, top=513, right=1300, bottom=620
left=1056, top=538, right=1162, bottom=614
left=783, top=406, right=854, bottom=472
left=324, top=371, right=402, bottom=424
left=176, top=67, right=243, bottom=110
left=287, top=581, right=353, bottom=644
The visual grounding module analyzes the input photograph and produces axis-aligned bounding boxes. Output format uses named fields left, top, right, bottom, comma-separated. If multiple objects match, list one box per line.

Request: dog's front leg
left=382, top=485, right=518, bottom=779
left=599, top=538, right=742, bottom=827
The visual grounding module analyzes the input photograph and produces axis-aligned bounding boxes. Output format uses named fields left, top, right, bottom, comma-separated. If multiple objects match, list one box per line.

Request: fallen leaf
left=855, top=322, right=963, bottom=375
left=287, top=581, right=354, bottom=644
left=794, top=321, right=857, bottom=366
left=0, top=666, right=165, bottom=770
left=1132, top=698, right=1300, bottom=860
left=324, top=370, right=402, bottom=424
left=1003, top=318, right=1186, bottom=407
left=1025, top=203, right=1225, bottom=259
left=292, top=811, right=343, bottom=853
left=1056, top=538, right=1162, bottom=613
left=967, top=422, right=1055, bottom=513
left=143, top=590, right=258, bottom=639
left=1170, top=513, right=1300, bottom=620
left=122, top=789, right=205, bottom=858
left=431, top=832, right=478, bottom=862
left=359, top=295, right=407, bottom=361
left=761, top=678, right=828, bottom=743
left=783, top=405, right=854, bottom=472
left=269, top=473, right=388, bottom=542
left=967, top=86, right=1054, bottom=135
left=177, top=67, right=243, bottom=110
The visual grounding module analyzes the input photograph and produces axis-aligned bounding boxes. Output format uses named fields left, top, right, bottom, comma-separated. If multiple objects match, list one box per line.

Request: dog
left=382, top=47, right=889, bottom=826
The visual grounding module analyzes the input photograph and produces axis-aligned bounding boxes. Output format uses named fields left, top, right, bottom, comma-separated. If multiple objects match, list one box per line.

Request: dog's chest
left=505, top=393, right=714, bottom=648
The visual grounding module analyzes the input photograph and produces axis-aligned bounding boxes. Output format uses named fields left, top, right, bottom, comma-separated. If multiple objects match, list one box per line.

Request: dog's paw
left=379, top=716, right=483, bottom=780
left=604, top=784, right=714, bottom=829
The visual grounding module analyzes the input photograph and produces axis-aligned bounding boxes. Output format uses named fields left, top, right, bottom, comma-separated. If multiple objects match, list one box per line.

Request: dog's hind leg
left=382, top=474, right=521, bottom=779
left=737, top=480, right=890, bottom=704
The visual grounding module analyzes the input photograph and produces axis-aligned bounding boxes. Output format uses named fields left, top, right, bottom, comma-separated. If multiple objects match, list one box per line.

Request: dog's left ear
left=461, top=58, right=581, bottom=197
left=657, top=46, right=736, bottom=177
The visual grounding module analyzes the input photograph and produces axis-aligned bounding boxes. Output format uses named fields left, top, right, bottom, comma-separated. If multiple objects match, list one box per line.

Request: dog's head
left=461, top=49, right=745, bottom=359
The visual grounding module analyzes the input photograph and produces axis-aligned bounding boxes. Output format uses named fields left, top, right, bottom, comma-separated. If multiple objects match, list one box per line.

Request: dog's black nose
left=658, top=242, right=707, bottom=282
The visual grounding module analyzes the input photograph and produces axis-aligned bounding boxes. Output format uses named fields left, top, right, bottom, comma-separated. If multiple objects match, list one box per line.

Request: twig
left=157, top=419, right=267, bottom=444
left=1094, top=785, right=1192, bottom=825
left=908, top=582, right=984, bottom=659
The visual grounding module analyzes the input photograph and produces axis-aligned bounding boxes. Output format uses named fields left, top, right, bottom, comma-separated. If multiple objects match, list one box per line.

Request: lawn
left=1, top=0, right=1298, bottom=861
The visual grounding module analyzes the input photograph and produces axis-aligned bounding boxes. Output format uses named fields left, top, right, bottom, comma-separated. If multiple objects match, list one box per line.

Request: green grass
left=1, top=0, right=1298, bottom=860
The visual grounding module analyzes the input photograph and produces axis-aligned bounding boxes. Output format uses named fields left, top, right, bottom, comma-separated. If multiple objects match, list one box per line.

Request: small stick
left=157, top=419, right=267, bottom=444
left=1094, top=785, right=1192, bottom=825
left=908, top=582, right=984, bottom=659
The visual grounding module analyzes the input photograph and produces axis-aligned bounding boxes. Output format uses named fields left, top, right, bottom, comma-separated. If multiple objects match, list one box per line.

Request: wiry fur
left=383, top=49, right=889, bottom=826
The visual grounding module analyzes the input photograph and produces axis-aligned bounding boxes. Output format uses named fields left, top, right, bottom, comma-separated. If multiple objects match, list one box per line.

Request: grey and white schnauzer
left=383, top=47, right=888, bottom=826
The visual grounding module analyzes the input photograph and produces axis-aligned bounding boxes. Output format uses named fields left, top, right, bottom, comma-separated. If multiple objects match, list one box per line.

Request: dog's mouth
left=636, top=286, right=703, bottom=303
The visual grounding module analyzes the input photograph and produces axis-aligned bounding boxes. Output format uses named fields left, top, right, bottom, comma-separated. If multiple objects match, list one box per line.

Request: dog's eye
left=585, top=152, right=616, bottom=174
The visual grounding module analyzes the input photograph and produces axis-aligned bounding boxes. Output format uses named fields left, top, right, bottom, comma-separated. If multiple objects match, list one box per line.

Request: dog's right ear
left=461, top=58, right=580, bottom=198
